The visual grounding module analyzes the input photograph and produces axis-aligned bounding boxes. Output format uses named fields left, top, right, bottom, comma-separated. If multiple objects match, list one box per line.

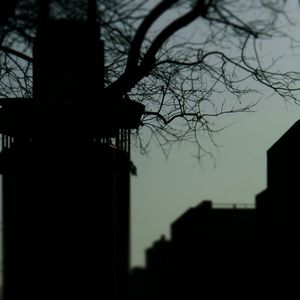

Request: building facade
left=0, top=5, right=144, bottom=300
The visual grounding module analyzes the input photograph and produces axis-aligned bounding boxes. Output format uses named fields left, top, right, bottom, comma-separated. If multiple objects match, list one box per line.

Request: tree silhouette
left=1, top=0, right=300, bottom=158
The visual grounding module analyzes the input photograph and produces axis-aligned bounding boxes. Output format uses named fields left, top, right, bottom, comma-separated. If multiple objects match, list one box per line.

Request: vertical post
left=127, top=130, right=130, bottom=154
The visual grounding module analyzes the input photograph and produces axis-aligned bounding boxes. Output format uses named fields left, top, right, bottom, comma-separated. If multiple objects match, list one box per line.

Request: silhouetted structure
left=131, top=120, right=300, bottom=300
left=0, top=2, right=144, bottom=300
left=256, top=119, right=300, bottom=297
left=172, top=201, right=257, bottom=299
left=133, top=201, right=257, bottom=300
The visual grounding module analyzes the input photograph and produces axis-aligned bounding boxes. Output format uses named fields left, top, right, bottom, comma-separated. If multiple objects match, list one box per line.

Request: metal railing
left=0, top=129, right=131, bottom=154
left=0, top=135, right=14, bottom=152
left=117, top=128, right=130, bottom=153
left=212, top=203, right=256, bottom=209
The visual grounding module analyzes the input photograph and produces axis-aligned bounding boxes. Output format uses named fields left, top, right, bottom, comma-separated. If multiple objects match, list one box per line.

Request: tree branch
left=125, top=0, right=178, bottom=74
left=107, top=0, right=210, bottom=96
left=0, top=45, right=33, bottom=62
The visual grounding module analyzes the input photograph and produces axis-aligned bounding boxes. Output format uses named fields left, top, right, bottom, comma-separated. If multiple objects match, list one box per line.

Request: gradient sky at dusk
left=130, top=0, right=300, bottom=267
left=131, top=98, right=300, bottom=267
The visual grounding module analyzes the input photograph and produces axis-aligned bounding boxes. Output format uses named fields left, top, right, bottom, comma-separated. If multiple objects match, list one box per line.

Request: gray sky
left=130, top=0, right=300, bottom=267
left=131, top=96, right=300, bottom=267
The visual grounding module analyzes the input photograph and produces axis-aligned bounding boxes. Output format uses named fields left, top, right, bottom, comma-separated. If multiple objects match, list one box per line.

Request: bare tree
left=1, top=0, right=300, bottom=159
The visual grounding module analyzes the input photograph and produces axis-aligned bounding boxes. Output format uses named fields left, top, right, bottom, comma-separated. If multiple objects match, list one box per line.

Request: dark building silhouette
left=0, top=2, right=144, bottom=300
left=145, top=235, right=173, bottom=300
left=172, top=201, right=257, bottom=299
left=256, top=119, right=300, bottom=297
left=130, top=267, right=149, bottom=300
left=131, top=119, right=300, bottom=300
left=135, top=202, right=257, bottom=300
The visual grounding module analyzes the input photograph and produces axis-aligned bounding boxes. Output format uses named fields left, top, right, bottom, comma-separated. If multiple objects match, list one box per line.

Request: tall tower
left=0, top=1, right=144, bottom=299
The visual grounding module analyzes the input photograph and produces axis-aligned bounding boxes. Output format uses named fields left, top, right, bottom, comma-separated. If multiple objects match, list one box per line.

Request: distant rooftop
left=268, top=118, right=300, bottom=152
left=196, top=200, right=255, bottom=210
left=212, top=203, right=256, bottom=209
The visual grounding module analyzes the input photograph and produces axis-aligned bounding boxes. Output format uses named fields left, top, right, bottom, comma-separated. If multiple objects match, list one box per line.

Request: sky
left=130, top=0, right=300, bottom=268
left=131, top=96, right=300, bottom=267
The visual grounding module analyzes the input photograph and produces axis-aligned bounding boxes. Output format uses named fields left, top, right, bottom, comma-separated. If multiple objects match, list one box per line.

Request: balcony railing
left=0, top=135, right=14, bottom=152
left=212, top=203, right=256, bottom=209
